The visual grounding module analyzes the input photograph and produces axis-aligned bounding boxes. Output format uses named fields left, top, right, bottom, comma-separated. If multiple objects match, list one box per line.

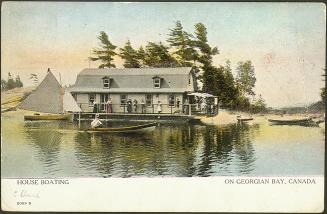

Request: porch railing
left=77, top=102, right=218, bottom=116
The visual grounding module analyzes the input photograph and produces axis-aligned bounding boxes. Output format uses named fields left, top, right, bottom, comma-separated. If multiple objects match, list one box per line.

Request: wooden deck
left=73, top=112, right=201, bottom=124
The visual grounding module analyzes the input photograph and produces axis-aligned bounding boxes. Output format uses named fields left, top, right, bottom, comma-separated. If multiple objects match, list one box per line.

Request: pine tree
left=167, top=21, right=197, bottom=67
left=119, top=40, right=141, bottom=68
left=90, top=31, right=117, bottom=68
left=194, top=23, right=219, bottom=68
left=7, top=72, right=15, bottom=90
left=193, top=23, right=219, bottom=92
left=144, top=42, right=178, bottom=67
left=137, top=46, right=147, bottom=67
left=1, top=79, right=7, bottom=90
left=15, top=75, right=23, bottom=88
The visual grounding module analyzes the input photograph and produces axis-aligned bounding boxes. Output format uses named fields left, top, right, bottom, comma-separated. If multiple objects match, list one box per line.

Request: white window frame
left=88, top=94, right=96, bottom=107
left=153, top=78, right=161, bottom=88
left=168, top=94, right=175, bottom=107
left=103, top=78, right=110, bottom=89
left=145, top=94, right=152, bottom=107
left=120, top=94, right=127, bottom=106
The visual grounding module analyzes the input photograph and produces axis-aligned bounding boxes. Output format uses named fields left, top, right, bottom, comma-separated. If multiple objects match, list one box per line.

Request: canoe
left=237, top=117, right=253, bottom=122
left=24, top=114, right=72, bottom=121
left=84, top=122, right=157, bottom=133
left=268, top=118, right=313, bottom=125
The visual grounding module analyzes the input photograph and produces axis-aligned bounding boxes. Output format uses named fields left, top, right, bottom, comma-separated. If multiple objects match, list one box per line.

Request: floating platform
left=73, top=112, right=201, bottom=124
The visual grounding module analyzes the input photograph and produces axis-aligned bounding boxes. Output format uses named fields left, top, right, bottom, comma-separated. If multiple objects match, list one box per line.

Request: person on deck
left=176, top=98, right=180, bottom=109
left=141, top=99, right=145, bottom=114
left=201, top=100, right=207, bottom=113
left=93, top=101, right=98, bottom=113
left=184, top=99, right=189, bottom=115
left=106, top=98, right=112, bottom=113
left=127, top=99, right=132, bottom=113
left=91, top=114, right=103, bottom=128
left=157, top=101, right=162, bottom=114
left=133, top=99, right=138, bottom=113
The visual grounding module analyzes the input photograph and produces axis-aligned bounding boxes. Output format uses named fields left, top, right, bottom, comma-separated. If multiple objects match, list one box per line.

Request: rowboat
left=237, top=117, right=254, bottom=122
left=84, top=122, right=157, bottom=133
left=237, top=115, right=253, bottom=122
left=268, top=118, right=314, bottom=125
left=24, top=114, right=72, bottom=121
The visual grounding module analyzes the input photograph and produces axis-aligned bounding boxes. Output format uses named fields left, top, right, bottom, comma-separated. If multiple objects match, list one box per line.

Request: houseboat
left=68, top=67, right=218, bottom=119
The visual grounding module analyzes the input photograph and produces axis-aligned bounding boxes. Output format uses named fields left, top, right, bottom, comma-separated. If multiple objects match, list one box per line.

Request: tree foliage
left=119, top=40, right=141, bottom=68
left=143, top=42, right=178, bottom=67
left=236, top=60, right=256, bottom=96
left=250, top=94, right=267, bottom=113
left=90, top=31, right=117, bottom=68
left=193, top=23, right=219, bottom=68
left=90, top=22, right=266, bottom=112
left=193, top=23, right=219, bottom=91
left=167, top=21, right=197, bottom=67
left=1, top=73, right=23, bottom=91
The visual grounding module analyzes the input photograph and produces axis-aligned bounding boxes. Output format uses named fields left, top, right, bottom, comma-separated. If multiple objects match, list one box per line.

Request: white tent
left=63, top=91, right=81, bottom=112
left=18, top=69, right=81, bottom=113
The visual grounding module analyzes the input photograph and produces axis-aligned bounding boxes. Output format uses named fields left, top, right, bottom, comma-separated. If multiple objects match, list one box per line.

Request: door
left=100, top=94, right=109, bottom=111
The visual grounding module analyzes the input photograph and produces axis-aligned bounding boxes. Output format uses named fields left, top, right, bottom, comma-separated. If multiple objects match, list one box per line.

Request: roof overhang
left=187, top=92, right=217, bottom=98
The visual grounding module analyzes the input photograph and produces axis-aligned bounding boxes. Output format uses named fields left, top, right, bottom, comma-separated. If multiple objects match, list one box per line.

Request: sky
left=1, top=2, right=326, bottom=107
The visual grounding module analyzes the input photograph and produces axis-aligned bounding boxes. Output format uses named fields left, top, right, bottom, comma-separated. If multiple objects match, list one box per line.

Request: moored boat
left=237, top=115, right=254, bottom=122
left=268, top=117, right=314, bottom=125
left=84, top=122, right=157, bottom=133
left=24, top=114, right=72, bottom=121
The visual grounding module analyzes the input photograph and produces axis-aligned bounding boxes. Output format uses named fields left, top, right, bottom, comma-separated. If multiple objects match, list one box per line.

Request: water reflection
left=2, top=113, right=323, bottom=177
left=24, top=122, right=63, bottom=176
left=71, top=123, right=259, bottom=177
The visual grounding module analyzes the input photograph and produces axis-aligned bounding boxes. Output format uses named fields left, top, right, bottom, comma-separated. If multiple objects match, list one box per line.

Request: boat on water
left=268, top=117, right=315, bottom=126
left=237, top=115, right=254, bottom=122
left=24, top=114, right=72, bottom=121
left=84, top=122, right=157, bottom=133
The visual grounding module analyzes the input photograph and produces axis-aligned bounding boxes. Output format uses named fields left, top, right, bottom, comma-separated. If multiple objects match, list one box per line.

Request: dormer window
left=153, top=76, right=161, bottom=89
left=102, top=76, right=111, bottom=89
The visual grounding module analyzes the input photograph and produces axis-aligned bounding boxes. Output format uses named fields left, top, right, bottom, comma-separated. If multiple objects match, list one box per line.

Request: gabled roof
left=18, top=70, right=64, bottom=114
left=79, top=67, right=192, bottom=76
left=69, top=67, right=195, bottom=93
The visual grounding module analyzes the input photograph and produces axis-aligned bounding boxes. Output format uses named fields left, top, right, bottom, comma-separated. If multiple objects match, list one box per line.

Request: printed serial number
left=17, top=202, right=31, bottom=205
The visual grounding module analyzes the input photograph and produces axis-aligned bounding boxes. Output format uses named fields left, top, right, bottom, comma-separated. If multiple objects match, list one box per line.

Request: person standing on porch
left=184, top=99, right=189, bottom=115
left=176, top=98, right=180, bottom=110
left=133, top=99, right=138, bottom=113
left=127, top=99, right=132, bottom=113
left=93, top=100, right=98, bottom=113
left=106, top=98, right=112, bottom=113
left=157, top=100, right=162, bottom=114
left=141, top=99, right=145, bottom=114
left=201, top=99, right=207, bottom=113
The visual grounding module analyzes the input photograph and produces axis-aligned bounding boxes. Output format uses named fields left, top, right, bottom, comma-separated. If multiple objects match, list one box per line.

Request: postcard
left=1, top=1, right=325, bottom=212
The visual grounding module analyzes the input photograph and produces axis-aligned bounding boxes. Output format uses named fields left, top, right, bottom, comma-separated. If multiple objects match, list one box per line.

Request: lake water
left=1, top=111, right=324, bottom=178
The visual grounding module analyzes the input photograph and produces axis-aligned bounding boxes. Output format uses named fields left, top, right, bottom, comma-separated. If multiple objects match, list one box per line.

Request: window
left=168, top=94, right=175, bottom=107
left=153, top=78, right=161, bottom=88
left=103, top=78, right=110, bottom=88
left=145, top=94, right=152, bottom=107
left=120, top=94, right=127, bottom=106
left=188, top=76, right=191, bottom=85
left=89, top=94, right=96, bottom=106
